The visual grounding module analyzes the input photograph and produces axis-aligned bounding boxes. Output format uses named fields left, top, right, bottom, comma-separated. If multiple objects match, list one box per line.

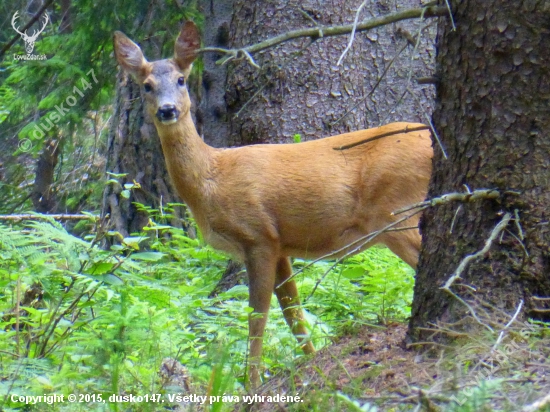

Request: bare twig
left=449, top=205, right=462, bottom=234
left=442, top=213, right=511, bottom=291
left=443, top=0, right=457, bottom=31
left=441, top=213, right=512, bottom=332
left=337, top=1, right=367, bottom=66
left=278, top=208, right=425, bottom=290
left=303, top=211, right=425, bottom=300
left=330, top=42, right=409, bottom=128
left=491, top=299, right=523, bottom=352
left=406, top=87, right=448, bottom=159
left=198, top=6, right=448, bottom=66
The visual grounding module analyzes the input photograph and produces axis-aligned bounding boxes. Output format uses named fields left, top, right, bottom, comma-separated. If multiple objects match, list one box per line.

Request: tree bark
left=31, top=139, right=59, bottom=213
left=225, top=0, right=435, bottom=145
left=197, top=0, right=236, bottom=147
left=410, top=0, right=550, bottom=337
left=102, top=70, right=186, bottom=238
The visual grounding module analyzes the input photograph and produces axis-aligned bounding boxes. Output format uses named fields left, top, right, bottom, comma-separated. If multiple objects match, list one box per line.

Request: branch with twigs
left=393, top=189, right=501, bottom=216
left=0, top=214, right=99, bottom=222
left=440, top=212, right=512, bottom=332
left=197, top=6, right=448, bottom=66
left=279, top=188, right=507, bottom=302
left=277, top=208, right=425, bottom=291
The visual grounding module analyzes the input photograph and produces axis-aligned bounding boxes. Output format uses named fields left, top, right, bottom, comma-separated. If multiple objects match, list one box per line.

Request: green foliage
left=297, top=247, right=414, bottom=331
left=0, top=217, right=416, bottom=410
left=0, top=0, right=202, bottom=214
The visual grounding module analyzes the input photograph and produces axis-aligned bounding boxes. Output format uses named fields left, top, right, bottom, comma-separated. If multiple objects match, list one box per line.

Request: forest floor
left=246, top=322, right=550, bottom=412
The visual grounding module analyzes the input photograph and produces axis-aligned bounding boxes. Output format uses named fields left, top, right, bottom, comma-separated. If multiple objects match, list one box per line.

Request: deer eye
left=143, top=83, right=153, bottom=92
left=177, top=77, right=185, bottom=86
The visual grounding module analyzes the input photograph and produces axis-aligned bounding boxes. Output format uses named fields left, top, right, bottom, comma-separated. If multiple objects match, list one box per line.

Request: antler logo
left=11, top=11, right=49, bottom=54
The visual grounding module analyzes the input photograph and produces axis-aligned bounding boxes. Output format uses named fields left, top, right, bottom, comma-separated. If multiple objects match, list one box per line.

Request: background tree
left=101, top=4, right=199, bottom=237
left=200, top=0, right=435, bottom=146
left=410, top=0, right=550, bottom=337
left=0, top=0, right=191, bottom=222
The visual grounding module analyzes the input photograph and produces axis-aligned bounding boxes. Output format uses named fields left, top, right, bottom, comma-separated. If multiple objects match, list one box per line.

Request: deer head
left=12, top=11, right=49, bottom=54
left=113, top=22, right=200, bottom=126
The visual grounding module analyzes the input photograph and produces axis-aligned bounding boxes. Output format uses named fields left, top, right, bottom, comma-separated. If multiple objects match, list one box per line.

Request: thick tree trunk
left=197, top=0, right=236, bottom=147
left=410, top=0, right=550, bottom=337
left=102, top=5, right=189, bottom=238
left=226, top=0, right=435, bottom=145
left=102, top=71, right=185, bottom=238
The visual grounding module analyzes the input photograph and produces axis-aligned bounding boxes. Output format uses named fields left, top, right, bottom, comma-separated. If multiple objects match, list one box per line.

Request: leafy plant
left=0, top=216, right=416, bottom=411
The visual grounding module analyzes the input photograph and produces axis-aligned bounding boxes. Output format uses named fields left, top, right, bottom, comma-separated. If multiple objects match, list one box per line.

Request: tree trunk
left=31, top=139, right=59, bottom=213
left=225, top=0, right=435, bottom=145
left=197, top=0, right=236, bottom=147
left=410, top=0, right=550, bottom=337
left=102, top=70, right=186, bottom=238
left=102, top=5, right=191, bottom=239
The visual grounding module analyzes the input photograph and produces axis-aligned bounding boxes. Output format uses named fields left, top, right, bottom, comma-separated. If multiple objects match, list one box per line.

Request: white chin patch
left=160, top=118, right=178, bottom=125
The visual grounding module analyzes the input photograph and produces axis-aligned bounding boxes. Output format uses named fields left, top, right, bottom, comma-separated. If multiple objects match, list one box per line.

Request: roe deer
left=113, top=21, right=433, bottom=387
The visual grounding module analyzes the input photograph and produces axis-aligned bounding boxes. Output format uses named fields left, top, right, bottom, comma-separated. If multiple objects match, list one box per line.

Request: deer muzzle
left=156, top=104, right=180, bottom=124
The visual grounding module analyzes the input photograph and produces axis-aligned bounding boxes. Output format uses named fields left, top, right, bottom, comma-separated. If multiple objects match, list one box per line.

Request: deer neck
left=155, top=110, right=215, bottom=209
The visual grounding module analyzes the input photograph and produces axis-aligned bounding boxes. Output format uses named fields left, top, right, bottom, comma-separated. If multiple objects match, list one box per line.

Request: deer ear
left=174, top=21, right=200, bottom=73
left=113, top=31, right=149, bottom=79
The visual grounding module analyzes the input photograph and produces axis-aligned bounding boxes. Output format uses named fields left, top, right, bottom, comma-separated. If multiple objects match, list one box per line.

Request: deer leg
left=274, top=257, right=315, bottom=355
left=245, top=247, right=278, bottom=389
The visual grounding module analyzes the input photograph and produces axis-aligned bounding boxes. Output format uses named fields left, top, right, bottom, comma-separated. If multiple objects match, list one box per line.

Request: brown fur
left=114, top=22, right=433, bottom=388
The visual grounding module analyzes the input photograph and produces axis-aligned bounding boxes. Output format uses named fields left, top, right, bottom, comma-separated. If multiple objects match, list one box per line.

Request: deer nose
left=156, top=104, right=179, bottom=123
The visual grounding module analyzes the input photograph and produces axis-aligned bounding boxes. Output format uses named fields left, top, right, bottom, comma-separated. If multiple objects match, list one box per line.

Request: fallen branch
left=523, top=392, right=550, bottom=412
left=198, top=6, right=448, bottom=65
left=0, top=214, right=98, bottom=222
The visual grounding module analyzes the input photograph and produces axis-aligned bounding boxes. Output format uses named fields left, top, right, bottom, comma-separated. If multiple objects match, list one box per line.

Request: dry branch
left=440, top=212, right=512, bottom=331
left=198, top=6, right=448, bottom=66
left=277, top=207, right=425, bottom=292
left=0, top=214, right=98, bottom=222
left=393, top=189, right=501, bottom=216
left=523, top=392, right=550, bottom=412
